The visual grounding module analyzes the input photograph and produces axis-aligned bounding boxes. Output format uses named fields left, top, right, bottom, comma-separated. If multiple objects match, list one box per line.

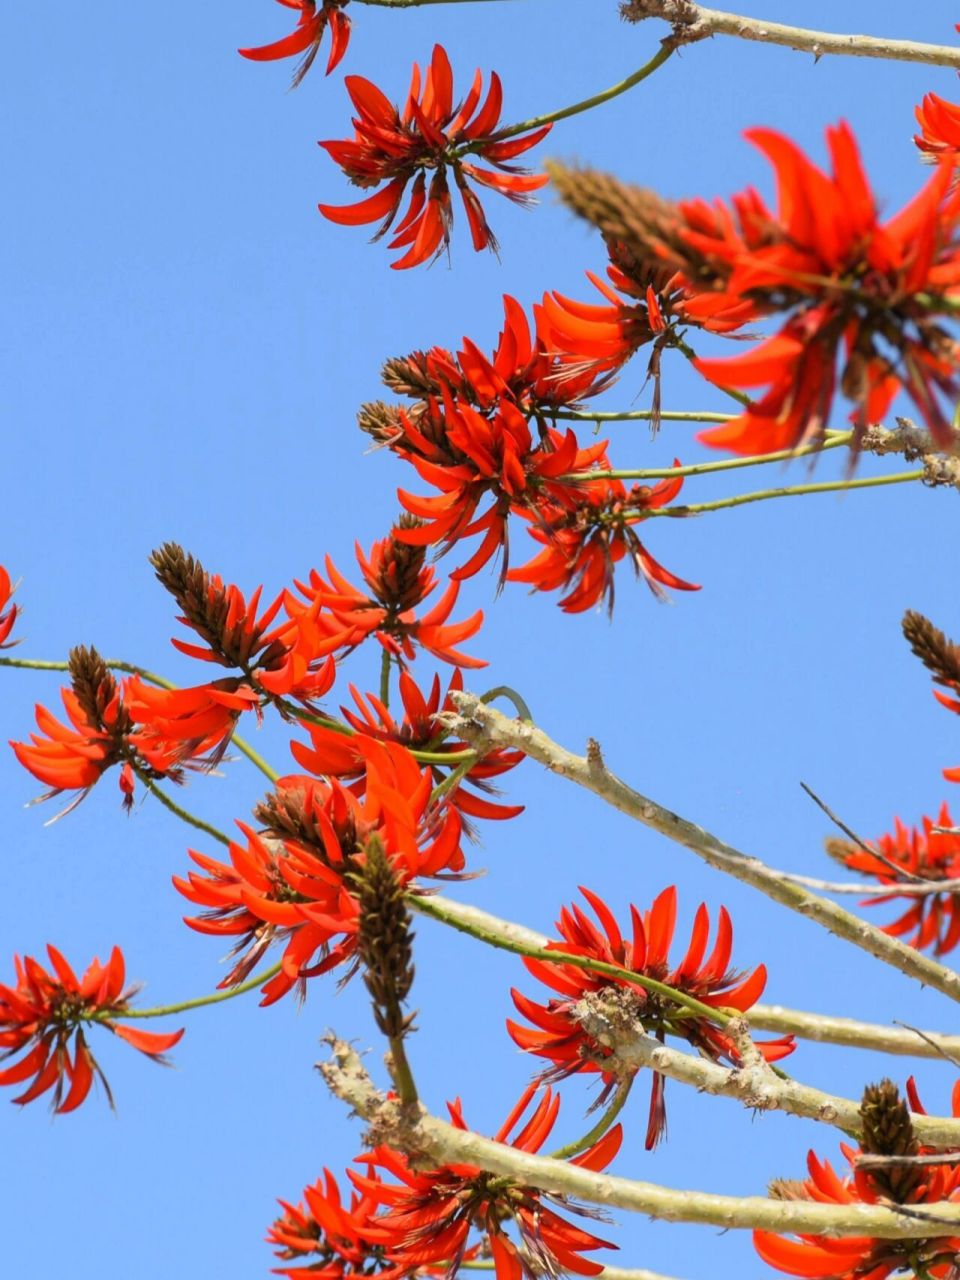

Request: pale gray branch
left=443, top=696, right=960, bottom=1006
left=320, top=1038, right=960, bottom=1238
left=622, top=1, right=960, bottom=71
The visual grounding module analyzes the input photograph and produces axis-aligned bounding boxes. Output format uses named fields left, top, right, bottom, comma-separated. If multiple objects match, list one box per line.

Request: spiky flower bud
left=860, top=1079, right=922, bottom=1203
left=768, top=1178, right=813, bottom=1202
left=354, top=834, right=415, bottom=1041
left=356, top=400, right=406, bottom=445
left=372, top=519, right=428, bottom=614
left=68, top=645, right=129, bottom=735
left=381, top=353, right=444, bottom=400
left=903, top=610, right=960, bottom=690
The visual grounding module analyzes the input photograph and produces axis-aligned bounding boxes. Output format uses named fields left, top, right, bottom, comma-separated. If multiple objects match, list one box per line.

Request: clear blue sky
left=3, top=2, right=960, bottom=1276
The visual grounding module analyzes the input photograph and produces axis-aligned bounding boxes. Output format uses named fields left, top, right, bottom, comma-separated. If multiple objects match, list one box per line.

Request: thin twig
left=800, top=781, right=926, bottom=883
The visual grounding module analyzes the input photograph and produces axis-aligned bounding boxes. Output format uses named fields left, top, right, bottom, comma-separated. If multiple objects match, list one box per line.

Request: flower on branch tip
left=351, top=1082, right=621, bottom=1280
left=10, top=646, right=257, bottom=817
left=755, top=1079, right=960, bottom=1280
left=0, top=945, right=183, bottom=1113
left=508, top=886, right=794, bottom=1149
left=290, top=667, right=524, bottom=824
left=916, top=92, right=960, bottom=164
left=689, top=123, right=960, bottom=454
left=507, top=467, right=699, bottom=614
left=174, top=739, right=463, bottom=1004
left=0, top=565, right=19, bottom=649
left=268, top=1167, right=409, bottom=1280
left=318, top=45, right=551, bottom=269
left=239, top=0, right=351, bottom=85
left=150, top=542, right=338, bottom=702
left=826, top=803, right=960, bottom=955
left=286, top=523, right=486, bottom=668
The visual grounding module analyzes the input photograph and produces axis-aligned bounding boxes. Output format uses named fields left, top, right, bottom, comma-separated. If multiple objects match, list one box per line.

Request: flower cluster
left=508, top=887, right=794, bottom=1148
left=319, top=45, right=550, bottom=268
left=0, top=945, right=183, bottom=1112
left=756, top=1080, right=960, bottom=1279
left=10, top=645, right=258, bottom=814
left=239, top=0, right=351, bottom=85
left=175, top=739, right=465, bottom=1003
left=827, top=804, right=960, bottom=955
left=0, top=566, right=18, bottom=649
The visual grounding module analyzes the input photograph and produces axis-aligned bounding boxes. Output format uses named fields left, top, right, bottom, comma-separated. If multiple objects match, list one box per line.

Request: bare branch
left=320, top=1038, right=960, bottom=1238
left=621, top=1, right=960, bottom=72
left=443, top=696, right=960, bottom=1006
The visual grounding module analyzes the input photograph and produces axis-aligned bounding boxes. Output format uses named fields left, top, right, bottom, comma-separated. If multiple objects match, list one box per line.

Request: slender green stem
left=409, top=894, right=733, bottom=1029
left=494, top=44, right=674, bottom=141
left=550, top=408, right=739, bottom=425
left=676, top=338, right=751, bottom=407
left=642, top=470, right=924, bottom=517
left=107, top=963, right=283, bottom=1019
left=0, top=654, right=280, bottom=785
left=280, top=696, right=476, bottom=767
left=134, top=770, right=231, bottom=847
left=379, top=649, right=391, bottom=710
left=479, top=685, right=533, bottom=722
left=388, top=1034, right=419, bottom=1107
left=574, top=433, right=853, bottom=482
left=549, top=1077, right=634, bottom=1160
left=430, top=758, right=474, bottom=807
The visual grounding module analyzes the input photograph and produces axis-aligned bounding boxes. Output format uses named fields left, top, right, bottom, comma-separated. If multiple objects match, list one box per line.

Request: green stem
left=0, top=655, right=279, bottom=785
left=409, top=894, right=733, bottom=1030
left=388, top=1033, right=419, bottom=1107
left=567, top=433, right=853, bottom=483
left=430, top=758, right=474, bottom=807
left=134, top=770, right=231, bottom=847
left=494, top=44, right=675, bottom=141
left=549, top=1077, right=634, bottom=1160
left=550, top=409, right=739, bottom=425
left=676, top=338, right=751, bottom=407
left=642, top=470, right=924, bottom=517
left=278, top=696, right=477, bottom=767
left=479, top=685, right=533, bottom=722
left=380, top=649, right=391, bottom=710
left=108, top=963, right=283, bottom=1019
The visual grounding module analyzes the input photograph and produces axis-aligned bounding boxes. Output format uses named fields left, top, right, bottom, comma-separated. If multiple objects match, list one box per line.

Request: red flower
left=318, top=45, right=550, bottom=268
left=915, top=92, right=960, bottom=163
left=393, top=387, right=608, bottom=580
left=290, top=668, right=524, bottom=823
left=507, top=467, right=699, bottom=613
left=829, top=803, right=960, bottom=955
left=0, top=565, right=19, bottom=649
left=351, top=1083, right=621, bottom=1280
left=0, top=945, right=183, bottom=1113
left=287, top=525, right=486, bottom=668
left=175, top=740, right=464, bottom=1003
left=755, top=1081, right=960, bottom=1280
left=239, top=0, right=351, bottom=85
left=11, top=648, right=258, bottom=816
left=508, top=887, right=794, bottom=1148
left=691, top=123, right=960, bottom=453
left=268, top=1167, right=408, bottom=1280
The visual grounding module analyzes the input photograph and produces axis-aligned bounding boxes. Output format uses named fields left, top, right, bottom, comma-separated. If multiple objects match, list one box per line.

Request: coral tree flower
left=507, top=467, right=699, bottom=613
left=268, top=1167, right=406, bottom=1280
left=175, top=740, right=464, bottom=1004
left=11, top=646, right=258, bottom=815
left=239, top=0, right=351, bottom=85
left=0, top=565, right=19, bottom=648
left=508, top=887, right=794, bottom=1148
left=286, top=523, right=485, bottom=668
left=689, top=123, right=960, bottom=453
left=351, top=1083, right=621, bottom=1280
left=916, top=91, right=960, bottom=163
left=319, top=45, right=551, bottom=268
left=755, top=1080, right=960, bottom=1280
left=290, top=668, right=524, bottom=823
left=827, top=803, right=960, bottom=955
left=0, top=945, right=183, bottom=1113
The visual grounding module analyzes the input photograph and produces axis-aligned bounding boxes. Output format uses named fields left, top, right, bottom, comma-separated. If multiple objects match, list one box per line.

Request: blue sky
left=3, top=2, right=960, bottom=1276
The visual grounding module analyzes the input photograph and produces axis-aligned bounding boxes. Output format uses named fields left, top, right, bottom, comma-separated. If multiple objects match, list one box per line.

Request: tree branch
left=442, top=696, right=960, bottom=1006
left=621, top=1, right=960, bottom=71
left=320, top=1038, right=960, bottom=1238
left=574, top=998, right=960, bottom=1148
